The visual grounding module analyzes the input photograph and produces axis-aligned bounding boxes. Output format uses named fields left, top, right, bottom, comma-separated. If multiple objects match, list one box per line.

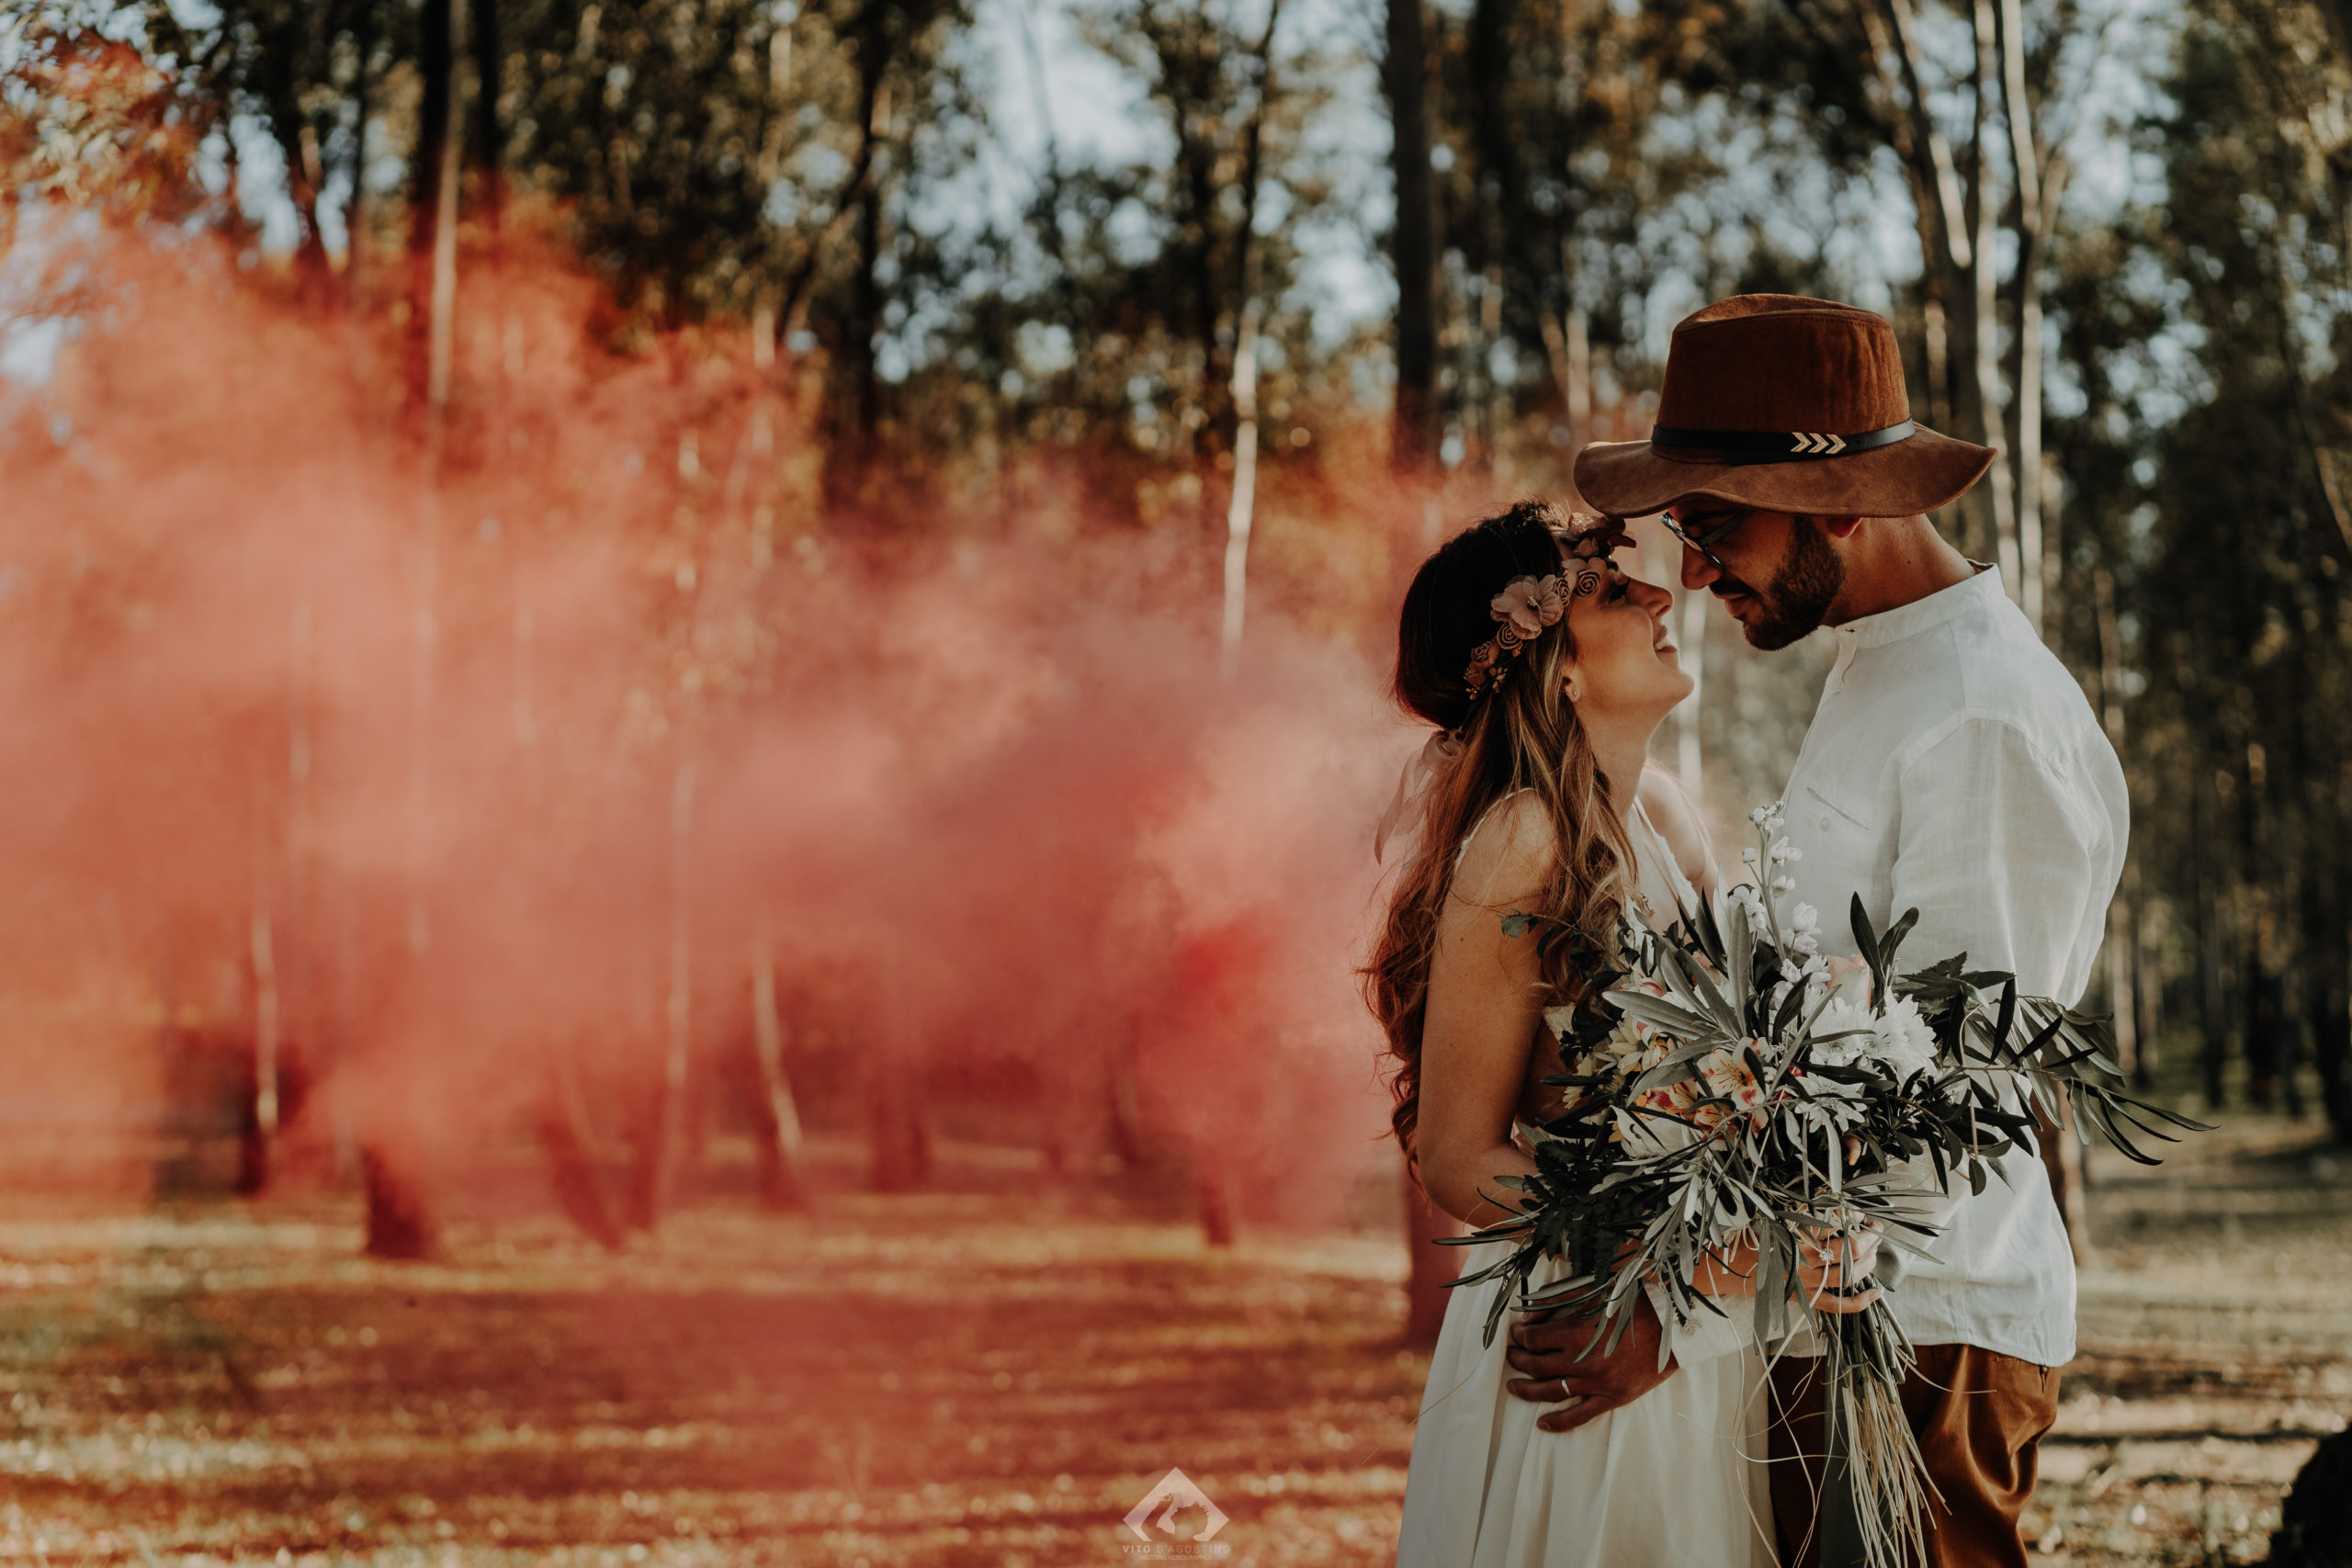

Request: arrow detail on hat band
left=1647, top=418, right=1916, bottom=465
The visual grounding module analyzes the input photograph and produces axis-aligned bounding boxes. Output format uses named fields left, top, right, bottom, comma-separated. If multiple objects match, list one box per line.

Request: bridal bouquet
left=1440, top=801, right=2204, bottom=1568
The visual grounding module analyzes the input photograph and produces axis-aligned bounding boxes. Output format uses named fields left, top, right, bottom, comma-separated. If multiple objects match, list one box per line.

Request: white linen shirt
left=1656, top=562, right=2128, bottom=1371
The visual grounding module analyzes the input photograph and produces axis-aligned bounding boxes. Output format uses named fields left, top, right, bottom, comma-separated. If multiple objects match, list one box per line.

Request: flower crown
left=1460, top=513, right=1632, bottom=701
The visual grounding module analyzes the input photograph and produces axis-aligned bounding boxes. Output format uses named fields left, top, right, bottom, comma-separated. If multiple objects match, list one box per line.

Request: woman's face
left=1561, top=550, right=1694, bottom=721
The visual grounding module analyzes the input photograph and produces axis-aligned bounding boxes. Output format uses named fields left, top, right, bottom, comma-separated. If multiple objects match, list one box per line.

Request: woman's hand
left=1685, top=1226, right=1882, bottom=1314
left=1690, top=1239, right=1759, bottom=1298
left=1794, top=1225, right=1882, bottom=1314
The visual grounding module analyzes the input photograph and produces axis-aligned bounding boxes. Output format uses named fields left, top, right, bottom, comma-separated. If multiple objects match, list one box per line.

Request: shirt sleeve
left=1888, top=716, right=2104, bottom=1003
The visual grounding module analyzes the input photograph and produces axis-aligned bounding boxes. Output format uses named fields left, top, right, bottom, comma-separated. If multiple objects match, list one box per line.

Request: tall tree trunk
left=368, top=0, right=464, bottom=1262
left=1385, top=0, right=1437, bottom=474
left=865, top=1011, right=932, bottom=1192
left=1999, top=0, right=2043, bottom=632
left=631, top=750, right=696, bottom=1229
left=239, top=908, right=281, bottom=1195
left=2312, top=902, right=2352, bottom=1142
left=540, top=1052, right=626, bottom=1248
left=1676, top=584, right=1706, bottom=794
left=1106, top=1023, right=1149, bottom=1169
left=2091, top=566, right=2138, bottom=1079
left=1220, top=299, right=1263, bottom=685
left=750, top=938, right=809, bottom=1210
left=363, top=1144, right=435, bottom=1259
left=2246, top=937, right=2281, bottom=1111
left=2035, top=1103, right=2089, bottom=1264
left=408, top=0, right=455, bottom=397
left=822, top=63, right=891, bottom=516
left=470, top=0, right=503, bottom=222
left=1876, top=0, right=1975, bottom=545
left=1970, top=0, right=2018, bottom=594
left=1218, top=5, right=1283, bottom=682
left=1198, top=1164, right=1237, bottom=1247
left=345, top=0, right=375, bottom=305
left=2197, top=768, right=2229, bottom=1109
left=1541, top=296, right=1591, bottom=452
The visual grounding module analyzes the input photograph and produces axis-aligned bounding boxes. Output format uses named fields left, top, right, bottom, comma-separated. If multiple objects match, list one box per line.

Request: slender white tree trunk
left=2094, top=564, right=2137, bottom=1078
left=1973, top=0, right=2018, bottom=601
left=2002, top=0, right=2054, bottom=636
left=751, top=936, right=808, bottom=1209
left=655, top=750, right=695, bottom=1218
left=1219, top=299, right=1263, bottom=685
left=2015, top=292, right=2044, bottom=633
left=248, top=908, right=280, bottom=1186
left=1677, top=588, right=1706, bottom=795
left=408, top=0, right=463, bottom=958
left=368, top=0, right=463, bottom=1262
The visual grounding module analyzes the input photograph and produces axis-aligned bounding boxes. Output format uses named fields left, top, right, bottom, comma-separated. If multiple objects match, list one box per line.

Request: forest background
left=2, top=0, right=2350, bottom=1301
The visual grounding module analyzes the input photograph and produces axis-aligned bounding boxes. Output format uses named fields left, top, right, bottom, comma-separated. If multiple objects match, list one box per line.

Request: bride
left=1366, top=500, right=1879, bottom=1568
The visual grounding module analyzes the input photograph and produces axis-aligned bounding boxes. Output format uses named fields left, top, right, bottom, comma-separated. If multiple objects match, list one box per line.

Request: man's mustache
left=1711, top=576, right=1758, bottom=601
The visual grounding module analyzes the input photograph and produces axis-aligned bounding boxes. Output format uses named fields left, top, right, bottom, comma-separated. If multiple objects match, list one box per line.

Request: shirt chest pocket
left=1790, top=783, right=1887, bottom=940
left=1802, top=782, right=1877, bottom=838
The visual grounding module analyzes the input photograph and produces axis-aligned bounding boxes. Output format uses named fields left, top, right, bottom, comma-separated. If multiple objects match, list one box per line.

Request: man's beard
left=1721, top=517, right=1844, bottom=650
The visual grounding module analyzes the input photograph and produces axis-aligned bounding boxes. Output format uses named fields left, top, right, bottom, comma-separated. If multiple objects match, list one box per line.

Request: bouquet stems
left=1814, top=1301, right=1936, bottom=1568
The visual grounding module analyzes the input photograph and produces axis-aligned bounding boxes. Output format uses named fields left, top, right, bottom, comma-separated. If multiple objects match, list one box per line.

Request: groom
left=1500, top=295, right=2129, bottom=1568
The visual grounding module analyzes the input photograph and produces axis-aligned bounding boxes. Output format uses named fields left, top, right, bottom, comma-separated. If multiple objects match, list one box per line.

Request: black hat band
left=1647, top=419, right=1917, bottom=466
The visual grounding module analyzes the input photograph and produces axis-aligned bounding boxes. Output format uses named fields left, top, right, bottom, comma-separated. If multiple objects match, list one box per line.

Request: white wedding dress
left=1395, top=795, right=1776, bottom=1568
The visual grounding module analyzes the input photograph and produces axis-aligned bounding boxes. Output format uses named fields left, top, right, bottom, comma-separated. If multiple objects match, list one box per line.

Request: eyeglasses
left=1658, top=506, right=1755, bottom=578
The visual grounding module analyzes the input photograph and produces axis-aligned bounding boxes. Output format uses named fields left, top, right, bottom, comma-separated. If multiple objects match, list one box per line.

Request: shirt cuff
left=1645, top=1275, right=1750, bottom=1366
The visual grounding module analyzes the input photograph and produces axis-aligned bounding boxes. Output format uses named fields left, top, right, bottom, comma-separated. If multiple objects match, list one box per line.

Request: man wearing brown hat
left=1497, top=295, right=2130, bottom=1567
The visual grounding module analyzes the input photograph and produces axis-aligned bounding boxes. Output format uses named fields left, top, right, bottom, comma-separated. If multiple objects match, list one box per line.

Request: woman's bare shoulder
left=1449, top=790, right=1557, bottom=911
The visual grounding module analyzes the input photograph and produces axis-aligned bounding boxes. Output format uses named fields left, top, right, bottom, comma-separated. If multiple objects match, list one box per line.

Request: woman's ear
left=1561, top=660, right=1585, bottom=705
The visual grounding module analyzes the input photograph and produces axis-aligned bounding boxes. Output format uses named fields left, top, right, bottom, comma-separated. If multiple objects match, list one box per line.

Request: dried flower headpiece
left=1459, top=513, right=1632, bottom=700
left=1371, top=513, right=1631, bottom=863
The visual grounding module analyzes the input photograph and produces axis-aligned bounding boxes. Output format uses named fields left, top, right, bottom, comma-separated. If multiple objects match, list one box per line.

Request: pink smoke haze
left=0, top=223, right=1430, bottom=1235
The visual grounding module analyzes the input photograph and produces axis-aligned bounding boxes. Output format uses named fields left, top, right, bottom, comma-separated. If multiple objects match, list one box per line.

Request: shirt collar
left=1827, top=560, right=2003, bottom=651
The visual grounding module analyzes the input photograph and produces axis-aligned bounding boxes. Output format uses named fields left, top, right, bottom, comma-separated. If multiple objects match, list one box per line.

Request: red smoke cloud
left=0, top=221, right=1424, bottom=1236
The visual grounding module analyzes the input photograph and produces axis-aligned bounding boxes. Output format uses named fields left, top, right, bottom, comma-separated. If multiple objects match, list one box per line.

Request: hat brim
left=1572, top=423, right=1995, bottom=518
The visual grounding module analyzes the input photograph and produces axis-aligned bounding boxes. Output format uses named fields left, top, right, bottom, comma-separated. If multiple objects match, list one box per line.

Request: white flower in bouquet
left=1809, top=992, right=1939, bottom=1081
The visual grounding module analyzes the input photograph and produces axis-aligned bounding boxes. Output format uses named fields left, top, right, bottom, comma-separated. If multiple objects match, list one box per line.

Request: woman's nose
left=1631, top=578, right=1675, bottom=615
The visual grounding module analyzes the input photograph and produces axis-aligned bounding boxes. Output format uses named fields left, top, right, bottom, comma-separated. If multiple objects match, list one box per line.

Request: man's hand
left=1502, top=1290, right=1677, bottom=1434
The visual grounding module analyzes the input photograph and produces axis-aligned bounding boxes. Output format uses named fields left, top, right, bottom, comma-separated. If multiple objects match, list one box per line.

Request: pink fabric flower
left=1562, top=514, right=1633, bottom=558
left=1489, top=574, right=1567, bottom=638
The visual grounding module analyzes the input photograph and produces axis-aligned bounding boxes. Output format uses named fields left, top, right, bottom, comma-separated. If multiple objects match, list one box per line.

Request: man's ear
left=1818, top=514, right=1866, bottom=540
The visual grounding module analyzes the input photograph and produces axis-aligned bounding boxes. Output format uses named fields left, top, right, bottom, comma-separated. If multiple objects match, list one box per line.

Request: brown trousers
left=1768, top=1345, right=2060, bottom=1568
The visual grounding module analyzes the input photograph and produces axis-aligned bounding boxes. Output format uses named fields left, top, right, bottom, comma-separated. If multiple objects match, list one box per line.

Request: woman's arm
left=1416, top=794, right=1555, bottom=1229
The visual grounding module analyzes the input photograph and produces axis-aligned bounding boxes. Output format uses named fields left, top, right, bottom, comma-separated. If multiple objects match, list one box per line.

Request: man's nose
left=1677, top=541, right=1718, bottom=592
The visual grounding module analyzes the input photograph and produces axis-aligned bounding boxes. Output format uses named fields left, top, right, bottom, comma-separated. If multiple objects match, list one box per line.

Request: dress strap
left=1631, top=795, right=1702, bottom=919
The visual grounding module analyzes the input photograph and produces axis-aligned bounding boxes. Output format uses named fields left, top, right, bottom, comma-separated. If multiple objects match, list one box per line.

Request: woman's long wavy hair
left=1363, top=499, right=1641, bottom=1196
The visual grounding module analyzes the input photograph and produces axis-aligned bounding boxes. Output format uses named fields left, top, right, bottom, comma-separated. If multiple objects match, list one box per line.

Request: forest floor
left=0, top=1114, right=2344, bottom=1566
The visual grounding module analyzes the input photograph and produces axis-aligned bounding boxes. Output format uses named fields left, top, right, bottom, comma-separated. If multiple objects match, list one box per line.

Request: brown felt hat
left=1573, top=294, right=1995, bottom=518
